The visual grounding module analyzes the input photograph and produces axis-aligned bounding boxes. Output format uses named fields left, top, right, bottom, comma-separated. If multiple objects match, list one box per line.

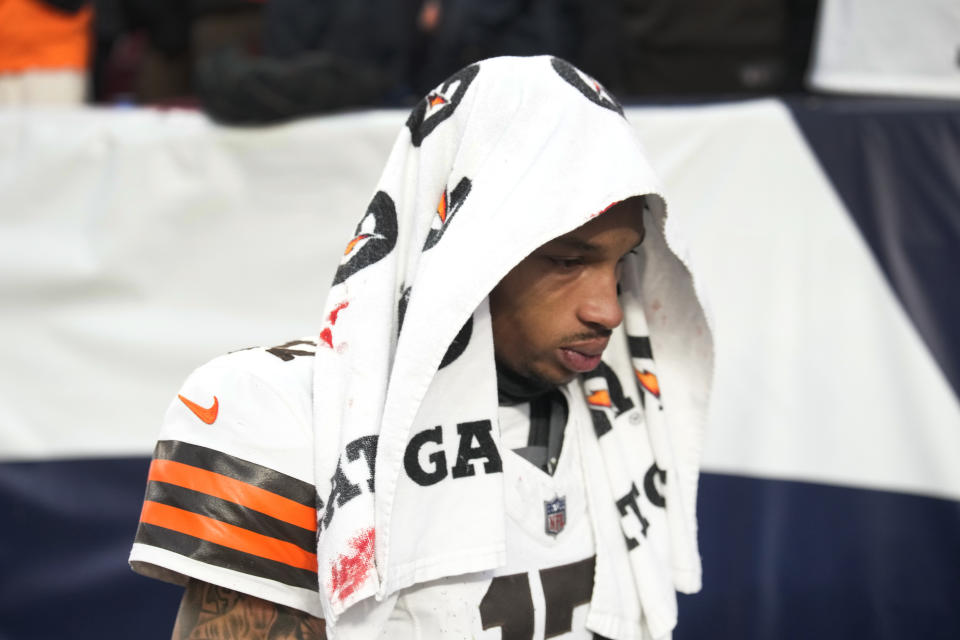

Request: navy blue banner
left=788, top=97, right=960, bottom=398
left=678, top=472, right=960, bottom=640
left=0, top=458, right=181, bottom=640
left=3, top=458, right=958, bottom=640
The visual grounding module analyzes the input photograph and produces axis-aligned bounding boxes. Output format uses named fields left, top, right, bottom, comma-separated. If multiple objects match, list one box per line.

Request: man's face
left=489, top=197, right=646, bottom=386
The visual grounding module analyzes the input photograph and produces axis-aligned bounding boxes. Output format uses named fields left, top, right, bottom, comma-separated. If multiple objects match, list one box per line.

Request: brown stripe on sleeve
left=143, top=481, right=316, bottom=553
left=135, top=440, right=320, bottom=591
left=135, top=522, right=319, bottom=591
left=148, top=458, right=316, bottom=531
left=154, top=440, right=315, bottom=508
left=139, top=501, right=317, bottom=572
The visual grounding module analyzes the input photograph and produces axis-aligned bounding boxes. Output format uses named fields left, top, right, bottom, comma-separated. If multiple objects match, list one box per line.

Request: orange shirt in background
left=0, top=0, right=92, bottom=73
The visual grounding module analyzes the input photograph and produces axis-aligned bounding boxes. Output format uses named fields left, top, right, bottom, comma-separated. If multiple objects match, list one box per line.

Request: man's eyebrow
left=541, top=236, right=600, bottom=253
left=541, top=227, right=646, bottom=254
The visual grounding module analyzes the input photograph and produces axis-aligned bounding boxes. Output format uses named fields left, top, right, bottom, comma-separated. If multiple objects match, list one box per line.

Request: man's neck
left=495, top=359, right=558, bottom=406
left=495, top=360, right=569, bottom=475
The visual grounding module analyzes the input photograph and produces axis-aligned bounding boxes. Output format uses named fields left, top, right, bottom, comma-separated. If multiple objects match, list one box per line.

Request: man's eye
left=549, top=257, right=583, bottom=269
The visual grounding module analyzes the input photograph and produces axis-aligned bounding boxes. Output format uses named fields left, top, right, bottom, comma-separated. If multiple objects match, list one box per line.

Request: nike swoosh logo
left=178, top=394, right=219, bottom=424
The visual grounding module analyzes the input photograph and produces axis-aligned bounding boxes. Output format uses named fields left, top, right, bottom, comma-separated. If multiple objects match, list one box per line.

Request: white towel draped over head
left=311, top=55, right=714, bottom=639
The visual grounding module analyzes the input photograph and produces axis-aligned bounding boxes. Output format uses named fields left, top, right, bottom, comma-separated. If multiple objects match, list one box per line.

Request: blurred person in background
left=194, top=0, right=425, bottom=123
left=86, top=0, right=824, bottom=115
left=613, top=0, right=819, bottom=98
left=0, top=0, right=93, bottom=105
left=416, top=0, right=620, bottom=96
left=91, top=0, right=263, bottom=105
left=416, top=0, right=820, bottom=101
left=193, top=0, right=618, bottom=124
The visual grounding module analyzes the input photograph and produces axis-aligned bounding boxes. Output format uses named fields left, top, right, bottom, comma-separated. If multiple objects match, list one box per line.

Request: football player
left=130, top=56, right=713, bottom=640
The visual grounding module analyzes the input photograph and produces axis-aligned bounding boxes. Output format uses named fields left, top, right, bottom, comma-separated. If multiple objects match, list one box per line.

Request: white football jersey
left=130, top=339, right=603, bottom=638
left=129, top=338, right=322, bottom=616
left=379, top=388, right=596, bottom=639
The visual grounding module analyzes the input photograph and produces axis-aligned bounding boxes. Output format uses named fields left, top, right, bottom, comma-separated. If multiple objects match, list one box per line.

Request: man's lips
left=558, top=338, right=609, bottom=373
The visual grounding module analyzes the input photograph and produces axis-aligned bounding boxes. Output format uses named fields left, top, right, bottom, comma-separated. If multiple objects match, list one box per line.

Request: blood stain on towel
left=320, top=300, right=351, bottom=349
left=319, top=328, right=334, bottom=348
left=589, top=200, right=620, bottom=219
left=329, top=527, right=376, bottom=602
left=328, top=300, right=350, bottom=324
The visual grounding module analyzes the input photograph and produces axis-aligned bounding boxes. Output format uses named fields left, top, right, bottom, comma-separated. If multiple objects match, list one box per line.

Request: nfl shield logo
left=544, top=496, right=566, bottom=537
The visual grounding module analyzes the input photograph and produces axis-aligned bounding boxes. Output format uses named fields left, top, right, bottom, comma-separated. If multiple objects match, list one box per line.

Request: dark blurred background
left=1, top=0, right=823, bottom=121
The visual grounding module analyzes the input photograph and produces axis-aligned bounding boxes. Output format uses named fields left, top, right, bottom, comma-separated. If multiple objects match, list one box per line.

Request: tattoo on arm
left=172, top=580, right=326, bottom=640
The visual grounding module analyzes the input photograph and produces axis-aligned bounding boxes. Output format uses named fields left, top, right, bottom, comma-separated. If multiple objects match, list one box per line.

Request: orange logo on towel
left=587, top=389, right=612, bottom=408
left=635, top=370, right=660, bottom=398
left=437, top=190, right=448, bottom=223
left=423, top=177, right=472, bottom=251
left=332, top=191, right=398, bottom=286
left=406, top=64, right=480, bottom=147
left=179, top=394, right=219, bottom=424
left=550, top=57, right=623, bottom=116
left=343, top=233, right=372, bottom=256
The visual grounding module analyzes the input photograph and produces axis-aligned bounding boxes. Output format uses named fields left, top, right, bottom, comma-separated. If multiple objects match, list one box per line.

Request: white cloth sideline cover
left=311, top=55, right=714, bottom=640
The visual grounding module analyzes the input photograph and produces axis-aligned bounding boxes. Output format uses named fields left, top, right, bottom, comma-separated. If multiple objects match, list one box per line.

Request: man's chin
left=529, top=364, right=578, bottom=388
left=499, top=357, right=579, bottom=391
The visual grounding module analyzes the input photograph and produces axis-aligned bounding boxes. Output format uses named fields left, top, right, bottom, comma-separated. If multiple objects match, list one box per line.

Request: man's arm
left=172, top=580, right=326, bottom=640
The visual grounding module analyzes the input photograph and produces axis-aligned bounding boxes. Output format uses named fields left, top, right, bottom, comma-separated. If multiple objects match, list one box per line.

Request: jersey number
left=478, top=556, right=607, bottom=639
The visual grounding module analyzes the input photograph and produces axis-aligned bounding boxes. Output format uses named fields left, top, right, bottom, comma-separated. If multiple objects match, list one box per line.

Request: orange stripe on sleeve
left=148, top=459, right=316, bottom=531
left=140, top=500, right=318, bottom=573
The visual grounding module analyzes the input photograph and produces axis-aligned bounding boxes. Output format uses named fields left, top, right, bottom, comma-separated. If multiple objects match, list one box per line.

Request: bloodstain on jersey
left=636, top=369, right=661, bottom=397
left=586, top=389, right=612, bottom=408
left=329, top=528, right=376, bottom=602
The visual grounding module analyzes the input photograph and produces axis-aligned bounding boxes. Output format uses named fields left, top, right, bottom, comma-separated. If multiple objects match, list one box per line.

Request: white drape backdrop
left=1, top=102, right=958, bottom=500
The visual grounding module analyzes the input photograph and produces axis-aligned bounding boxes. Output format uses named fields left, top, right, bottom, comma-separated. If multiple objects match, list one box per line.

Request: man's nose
left=577, top=273, right=623, bottom=330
